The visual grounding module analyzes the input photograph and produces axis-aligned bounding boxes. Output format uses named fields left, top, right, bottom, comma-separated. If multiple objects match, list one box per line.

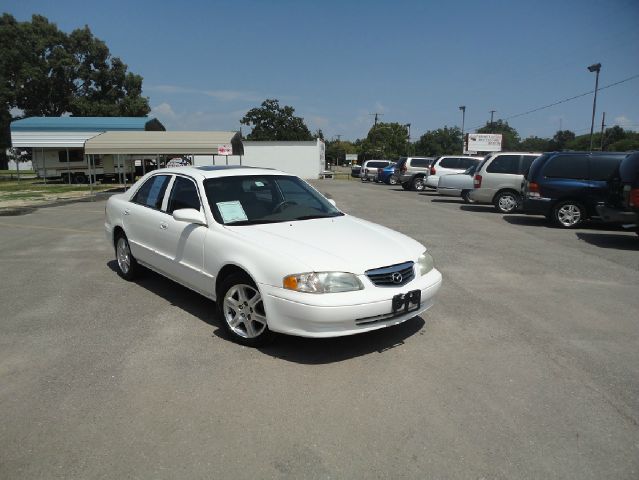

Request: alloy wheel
left=557, top=204, right=582, bottom=227
left=116, top=237, right=131, bottom=275
left=223, top=284, right=267, bottom=339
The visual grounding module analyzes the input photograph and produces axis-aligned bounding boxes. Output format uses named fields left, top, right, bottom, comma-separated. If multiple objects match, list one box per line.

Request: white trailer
left=193, top=139, right=325, bottom=180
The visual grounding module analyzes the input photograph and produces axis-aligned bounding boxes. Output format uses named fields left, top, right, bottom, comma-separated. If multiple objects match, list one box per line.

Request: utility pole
left=588, top=63, right=602, bottom=152
left=489, top=110, right=496, bottom=126
left=599, top=112, right=606, bottom=151
left=335, top=134, right=342, bottom=142
left=559, top=118, right=563, bottom=131
left=369, top=113, right=383, bottom=127
left=459, top=106, right=466, bottom=154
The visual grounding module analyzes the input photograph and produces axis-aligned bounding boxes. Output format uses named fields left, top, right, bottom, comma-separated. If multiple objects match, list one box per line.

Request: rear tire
left=411, top=176, right=426, bottom=191
left=73, top=172, right=87, bottom=184
left=217, top=272, right=275, bottom=347
left=401, top=182, right=410, bottom=190
left=552, top=200, right=586, bottom=228
left=494, top=190, right=520, bottom=214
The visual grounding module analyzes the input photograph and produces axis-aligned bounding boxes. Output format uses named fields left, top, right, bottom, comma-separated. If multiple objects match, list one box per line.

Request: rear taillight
left=474, top=174, right=482, bottom=188
left=527, top=181, right=541, bottom=198
left=630, top=188, right=639, bottom=207
left=430, top=166, right=436, bottom=175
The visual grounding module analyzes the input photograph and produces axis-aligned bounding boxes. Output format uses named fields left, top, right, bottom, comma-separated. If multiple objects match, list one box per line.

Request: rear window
left=367, top=161, right=390, bottom=168
left=543, top=155, right=588, bottom=180
left=520, top=155, right=539, bottom=175
left=589, top=156, right=623, bottom=181
left=411, top=158, right=430, bottom=167
left=486, top=155, right=520, bottom=174
left=459, top=157, right=480, bottom=169
left=438, top=157, right=460, bottom=169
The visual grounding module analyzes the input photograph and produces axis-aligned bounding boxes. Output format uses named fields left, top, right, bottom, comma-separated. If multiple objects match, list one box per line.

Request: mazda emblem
left=391, top=272, right=403, bottom=284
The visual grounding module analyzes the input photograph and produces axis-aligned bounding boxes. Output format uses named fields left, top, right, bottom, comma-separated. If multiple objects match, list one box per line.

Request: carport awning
left=83, top=131, right=244, bottom=155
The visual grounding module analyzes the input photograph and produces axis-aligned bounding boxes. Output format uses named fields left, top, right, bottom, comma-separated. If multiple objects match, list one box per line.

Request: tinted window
left=167, top=176, right=201, bottom=213
left=519, top=155, right=538, bottom=175
left=486, top=155, right=520, bottom=174
left=543, top=155, right=588, bottom=179
left=58, top=149, right=83, bottom=162
left=589, top=156, right=622, bottom=181
left=439, top=157, right=460, bottom=168
left=412, top=159, right=430, bottom=168
left=459, top=157, right=480, bottom=169
left=367, top=161, right=390, bottom=168
left=132, top=175, right=171, bottom=210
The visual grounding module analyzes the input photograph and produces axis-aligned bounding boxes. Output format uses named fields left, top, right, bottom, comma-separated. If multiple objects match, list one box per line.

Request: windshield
left=203, top=175, right=344, bottom=225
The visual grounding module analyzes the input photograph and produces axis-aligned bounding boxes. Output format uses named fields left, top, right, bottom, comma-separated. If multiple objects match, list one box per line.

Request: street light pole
left=588, top=63, right=601, bottom=152
left=459, top=106, right=466, bottom=154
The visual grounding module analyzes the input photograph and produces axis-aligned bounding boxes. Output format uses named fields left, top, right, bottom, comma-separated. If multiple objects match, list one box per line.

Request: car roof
left=149, top=165, right=291, bottom=179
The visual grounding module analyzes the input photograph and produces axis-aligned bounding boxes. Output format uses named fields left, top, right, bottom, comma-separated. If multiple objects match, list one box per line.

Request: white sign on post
left=466, top=133, right=502, bottom=152
left=218, top=144, right=233, bottom=155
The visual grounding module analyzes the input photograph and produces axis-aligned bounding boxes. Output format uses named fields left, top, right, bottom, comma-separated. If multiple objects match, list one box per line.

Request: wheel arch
left=215, top=263, right=258, bottom=300
left=492, top=188, right=520, bottom=204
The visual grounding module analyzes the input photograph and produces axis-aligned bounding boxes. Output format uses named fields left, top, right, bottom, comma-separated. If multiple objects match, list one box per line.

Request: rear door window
left=438, top=157, right=460, bottom=169
left=589, top=156, right=622, bottom=181
left=459, top=157, right=480, bottom=169
left=412, top=159, right=430, bottom=168
left=519, top=155, right=539, bottom=175
left=132, top=175, right=171, bottom=210
left=486, top=155, right=520, bottom=174
left=543, top=155, right=588, bottom=179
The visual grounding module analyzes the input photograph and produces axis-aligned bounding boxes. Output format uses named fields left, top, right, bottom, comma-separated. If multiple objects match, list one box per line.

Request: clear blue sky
left=4, top=0, right=639, bottom=141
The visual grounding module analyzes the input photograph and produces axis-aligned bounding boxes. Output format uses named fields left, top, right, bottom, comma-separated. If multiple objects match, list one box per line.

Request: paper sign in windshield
left=217, top=201, right=248, bottom=223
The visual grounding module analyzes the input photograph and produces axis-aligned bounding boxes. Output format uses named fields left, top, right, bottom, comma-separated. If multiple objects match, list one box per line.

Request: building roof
left=10, top=116, right=165, bottom=132
left=84, top=131, right=244, bottom=155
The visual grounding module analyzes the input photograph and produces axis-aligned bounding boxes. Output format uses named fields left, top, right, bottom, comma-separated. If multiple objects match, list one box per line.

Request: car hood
left=224, top=215, right=424, bottom=274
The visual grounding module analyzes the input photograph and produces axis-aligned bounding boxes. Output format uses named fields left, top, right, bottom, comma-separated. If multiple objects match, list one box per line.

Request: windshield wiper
left=225, top=219, right=284, bottom=226
left=294, top=213, right=344, bottom=220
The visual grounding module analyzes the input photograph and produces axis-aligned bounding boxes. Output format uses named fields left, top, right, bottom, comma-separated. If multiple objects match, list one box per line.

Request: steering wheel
left=272, top=200, right=297, bottom=213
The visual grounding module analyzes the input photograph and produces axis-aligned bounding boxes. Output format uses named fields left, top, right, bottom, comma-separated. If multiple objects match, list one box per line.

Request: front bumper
left=425, top=176, right=439, bottom=188
left=259, top=268, right=443, bottom=338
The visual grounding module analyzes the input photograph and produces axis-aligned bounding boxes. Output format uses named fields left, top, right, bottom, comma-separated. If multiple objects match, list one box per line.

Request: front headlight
left=417, top=251, right=434, bottom=276
left=283, top=272, right=364, bottom=293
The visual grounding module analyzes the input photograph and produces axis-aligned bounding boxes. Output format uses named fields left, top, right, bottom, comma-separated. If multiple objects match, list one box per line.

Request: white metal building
left=192, top=140, right=325, bottom=179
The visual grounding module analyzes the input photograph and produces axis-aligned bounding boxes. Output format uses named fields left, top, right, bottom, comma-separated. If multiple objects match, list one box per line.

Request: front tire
left=388, top=175, right=398, bottom=185
left=115, top=233, right=140, bottom=280
left=494, top=191, right=520, bottom=214
left=217, top=272, right=274, bottom=347
left=401, top=182, right=411, bottom=190
left=553, top=200, right=586, bottom=228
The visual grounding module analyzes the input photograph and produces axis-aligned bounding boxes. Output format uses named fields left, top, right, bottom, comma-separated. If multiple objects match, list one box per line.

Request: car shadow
left=430, top=198, right=463, bottom=204
left=575, top=232, right=639, bottom=250
left=107, top=260, right=426, bottom=363
left=255, top=316, right=426, bottom=364
left=107, top=260, right=218, bottom=326
left=459, top=205, right=496, bottom=213
left=502, top=215, right=549, bottom=227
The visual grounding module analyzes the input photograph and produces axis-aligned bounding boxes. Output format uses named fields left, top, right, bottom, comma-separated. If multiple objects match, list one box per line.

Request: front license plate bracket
left=392, top=289, right=421, bottom=314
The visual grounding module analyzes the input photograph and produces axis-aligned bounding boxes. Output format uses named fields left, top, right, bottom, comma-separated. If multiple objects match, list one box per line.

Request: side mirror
left=173, top=208, right=207, bottom=226
left=327, top=199, right=337, bottom=207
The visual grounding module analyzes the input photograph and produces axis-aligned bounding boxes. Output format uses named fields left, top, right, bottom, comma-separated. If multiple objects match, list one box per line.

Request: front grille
left=365, top=261, right=414, bottom=287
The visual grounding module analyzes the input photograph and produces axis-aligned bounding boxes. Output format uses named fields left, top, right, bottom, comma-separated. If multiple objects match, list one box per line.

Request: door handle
left=123, top=209, right=130, bottom=215
left=160, top=222, right=168, bottom=230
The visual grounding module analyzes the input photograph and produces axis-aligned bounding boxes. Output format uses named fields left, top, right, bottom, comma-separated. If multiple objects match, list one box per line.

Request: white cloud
left=151, top=102, right=176, bottom=119
left=614, top=115, right=631, bottom=125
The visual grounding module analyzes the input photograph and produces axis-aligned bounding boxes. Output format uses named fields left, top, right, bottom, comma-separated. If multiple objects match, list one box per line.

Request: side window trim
left=161, top=175, right=176, bottom=212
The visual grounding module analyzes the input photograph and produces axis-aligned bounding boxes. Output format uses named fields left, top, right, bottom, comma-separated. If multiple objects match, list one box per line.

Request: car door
left=123, top=174, right=172, bottom=266
left=158, top=175, right=210, bottom=294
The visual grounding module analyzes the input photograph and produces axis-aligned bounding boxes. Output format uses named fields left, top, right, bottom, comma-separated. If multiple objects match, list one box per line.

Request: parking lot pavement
left=1, top=182, right=638, bottom=479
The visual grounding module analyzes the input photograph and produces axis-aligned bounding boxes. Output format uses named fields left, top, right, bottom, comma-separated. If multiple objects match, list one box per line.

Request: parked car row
left=359, top=150, right=638, bottom=233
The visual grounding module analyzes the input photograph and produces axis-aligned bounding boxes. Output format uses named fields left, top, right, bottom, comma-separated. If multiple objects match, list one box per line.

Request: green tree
left=477, top=119, right=520, bottom=150
left=326, top=139, right=357, bottom=166
left=359, top=122, right=409, bottom=159
left=0, top=14, right=150, bottom=168
left=240, top=99, right=313, bottom=141
left=519, top=136, right=551, bottom=152
left=549, top=130, right=576, bottom=150
left=414, top=126, right=462, bottom=156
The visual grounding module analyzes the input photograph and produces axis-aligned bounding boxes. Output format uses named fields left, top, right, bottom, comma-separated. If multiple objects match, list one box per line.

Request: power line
left=467, top=73, right=639, bottom=131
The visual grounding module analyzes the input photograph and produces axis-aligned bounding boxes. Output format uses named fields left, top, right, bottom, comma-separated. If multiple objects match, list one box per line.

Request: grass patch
left=0, top=169, right=35, bottom=175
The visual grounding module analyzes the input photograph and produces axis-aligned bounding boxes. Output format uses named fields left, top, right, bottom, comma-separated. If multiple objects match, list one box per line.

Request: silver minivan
left=469, top=152, right=542, bottom=213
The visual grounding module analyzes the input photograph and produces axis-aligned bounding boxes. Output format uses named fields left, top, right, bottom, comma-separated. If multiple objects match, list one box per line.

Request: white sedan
left=105, top=166, right=442, bottom=346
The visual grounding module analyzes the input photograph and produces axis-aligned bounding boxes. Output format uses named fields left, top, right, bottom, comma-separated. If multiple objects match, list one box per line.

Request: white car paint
left=105, top=166, right=442, bottom=338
